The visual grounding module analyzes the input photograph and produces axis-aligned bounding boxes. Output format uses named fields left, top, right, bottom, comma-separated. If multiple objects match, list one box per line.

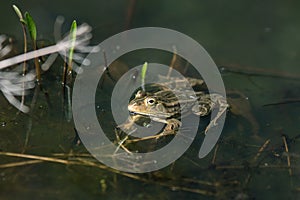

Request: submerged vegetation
left=0, top=5, right=97, bottom=113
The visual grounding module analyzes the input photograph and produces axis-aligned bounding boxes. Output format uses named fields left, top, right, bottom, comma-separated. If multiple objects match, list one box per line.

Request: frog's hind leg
left=204, top=94, right=229, bottom=134
left=192, top=94, right=229, bottom=134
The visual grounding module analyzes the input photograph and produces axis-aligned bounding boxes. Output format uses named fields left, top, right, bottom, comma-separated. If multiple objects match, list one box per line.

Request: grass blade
left=141, top=61, right=148, bottom=91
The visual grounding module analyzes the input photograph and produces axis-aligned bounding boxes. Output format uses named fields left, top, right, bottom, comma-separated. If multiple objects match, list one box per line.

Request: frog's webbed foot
left=164, top=118, right=182, bottom=133
left=192, top=93, right=229, bottom=134
left=204, top=94, right=229, bottom=134
left=192, top=104, right=212, bottom=116
left=191, top=94, right=215, bottom=116
left=152, top=118, right=182, bottom=136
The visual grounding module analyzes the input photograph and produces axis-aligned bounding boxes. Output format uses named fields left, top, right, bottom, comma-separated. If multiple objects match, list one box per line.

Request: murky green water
left=1, top=0, right=300, bottom=199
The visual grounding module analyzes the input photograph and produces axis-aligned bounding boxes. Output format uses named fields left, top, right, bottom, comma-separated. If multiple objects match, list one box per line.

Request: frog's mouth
left=129, top=110, right=171, bottom=119
left=129, top=111, right=138, bottom=115
left=129, top=110, right=149, bottom=116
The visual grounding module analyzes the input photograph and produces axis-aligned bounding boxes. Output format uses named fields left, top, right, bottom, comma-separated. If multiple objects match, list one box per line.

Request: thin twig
left=0, top=151, right=72, bottom=164
left=263, top=98, right=300, bottom=107
left=211, top=144, right=219, bottom=165
left=253, top=139, right=270, bottom=162
left=0, top=151, right=215, bottom=196
left=282, top=135, right=292, bottom=176
left=166, top=46, right=177, bottom=78
left=219, top=63, right=300, bottom=80
left=125, top=131, right=175, bottom=144
left=0, top=160, right=43, bottom=168
left=215, top=164, right=299, bottom=170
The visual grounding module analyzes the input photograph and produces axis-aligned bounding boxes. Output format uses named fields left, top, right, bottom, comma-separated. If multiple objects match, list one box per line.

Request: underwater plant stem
left=21, top=25, right=27, bottom=75
left=125, top=0, right=136, bottom=29
left=62, top=52, right=72, bottom=121
left=62, top=53, right=68, bottom=86
left=20, top=21, right=28, bottom=112
left=63, top=85, right=72, bottom=122
left=166, top=46, right=177, bottom=78
left=33, top=42, right=41, bottom=83
left=13, top=5, right=28, bottom=112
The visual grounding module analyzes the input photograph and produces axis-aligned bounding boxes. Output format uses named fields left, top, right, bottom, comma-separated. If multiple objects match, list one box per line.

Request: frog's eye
left=146, top=98, right=156, bottom=105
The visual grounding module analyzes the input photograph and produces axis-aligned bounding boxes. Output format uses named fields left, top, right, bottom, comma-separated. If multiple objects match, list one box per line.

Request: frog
left=119, top=76, right=229, bottom=137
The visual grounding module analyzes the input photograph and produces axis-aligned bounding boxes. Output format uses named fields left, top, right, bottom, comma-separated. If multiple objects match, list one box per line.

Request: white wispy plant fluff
left=0, top=20, right=99, bottom=113
left=0, top=35, right=13, bottom=58
left=0, top=71, right=35, bottom=113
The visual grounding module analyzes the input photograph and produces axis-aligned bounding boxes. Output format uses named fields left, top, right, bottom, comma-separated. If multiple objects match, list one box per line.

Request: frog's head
left=128, top=90, right=170, bottom=118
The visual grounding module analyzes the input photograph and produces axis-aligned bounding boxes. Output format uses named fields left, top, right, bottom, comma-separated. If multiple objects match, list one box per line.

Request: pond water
left=0, top=0, right=300, bottom=199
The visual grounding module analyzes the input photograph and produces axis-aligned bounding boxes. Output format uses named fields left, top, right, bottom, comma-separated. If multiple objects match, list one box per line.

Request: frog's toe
left=192, top=104, right=211, bottom=116
left=165, top=119, right=182, bottom=131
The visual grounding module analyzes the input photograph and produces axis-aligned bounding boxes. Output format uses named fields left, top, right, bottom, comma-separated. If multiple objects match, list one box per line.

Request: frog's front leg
left=118, top=114, right=144, bottom=131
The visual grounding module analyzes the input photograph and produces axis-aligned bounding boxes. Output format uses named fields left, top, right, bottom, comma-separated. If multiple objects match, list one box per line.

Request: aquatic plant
left=0, top=23, right=97, bottom=71
left=0, top=34, right=34, bottom=112
left=0, top=6, right=99, bottom=113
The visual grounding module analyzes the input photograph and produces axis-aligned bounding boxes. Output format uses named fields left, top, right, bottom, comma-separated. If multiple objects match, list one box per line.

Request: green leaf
left=68, top=20, right=77, bottom=72
left=141, top=62, right=148, bottom=91
left=141, top=62, right=148, bottom=81
left=70, top=20, right=77, bottom=41
left=25, top=12, right=37, bottom=41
